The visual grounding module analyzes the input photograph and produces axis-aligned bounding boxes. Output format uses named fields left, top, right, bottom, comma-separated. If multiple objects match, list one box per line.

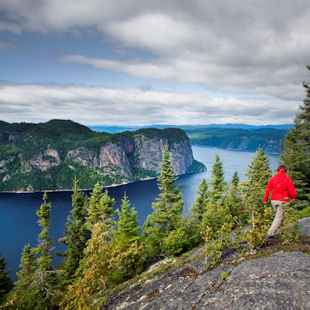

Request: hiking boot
left=264, top=235, right=274, bottom=243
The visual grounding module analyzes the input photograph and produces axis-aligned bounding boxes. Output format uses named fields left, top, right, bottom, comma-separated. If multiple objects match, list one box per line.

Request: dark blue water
left=0, top=146, right=278, bottom=280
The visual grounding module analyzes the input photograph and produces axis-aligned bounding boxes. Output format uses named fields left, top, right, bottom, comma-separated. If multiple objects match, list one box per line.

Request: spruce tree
left=244, top=148, right=272, bottom=209
left=59, top=179, right=88, bottom=282
left=280, top=66, right=310, bottom=202
left=11, top=244, right=38, bottom=308
left=35, top=192, right=57, bottom=304
left=242, top=148, right=273, bottom=247
left=111, top=193, right=142, bottom=282
left=86, top=182, right=115, bottom=227
left=114, top=193, right=139, bottom=243
left=36, top=192, right=54, bottom=273
left=191, top=178, right=209, bottom=222
left=62, top=187, right=116, bottom=307
left=209, top=154, right=225, bottom=202
left=143, top=147, right=185, bottom=254
left=15, top=244, right=36, bottom=291
left=231, top=171, right=239, bottom=189
left=0, top=254, right=12, bottom=303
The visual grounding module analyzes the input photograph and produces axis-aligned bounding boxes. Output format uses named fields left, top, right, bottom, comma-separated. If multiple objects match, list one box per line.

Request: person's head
left=277, top=165, right=287, bottom=172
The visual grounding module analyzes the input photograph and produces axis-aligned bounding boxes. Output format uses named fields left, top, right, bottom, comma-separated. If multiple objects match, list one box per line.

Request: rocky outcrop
left=103, top=218, right=310, bottom=310
left=29, top=148, right=61, bottom=171
left=132, top=134, right=194, bottom=175
left=102, top=251, right=310, bottom=310
left=99, top=143, right=133, bottom=179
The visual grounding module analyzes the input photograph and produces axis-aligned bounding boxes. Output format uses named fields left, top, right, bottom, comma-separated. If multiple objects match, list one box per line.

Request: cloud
left=0, top=21, right=21, bottom=33
left=0, top=83, right=299, bottom=125
left=0, top=0, right=309, bottom=107
left=0, top=40, right=15, bottom=51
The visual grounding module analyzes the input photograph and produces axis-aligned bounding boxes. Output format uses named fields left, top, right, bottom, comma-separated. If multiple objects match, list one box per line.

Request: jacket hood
left=276, top=169, right=286, bottom=176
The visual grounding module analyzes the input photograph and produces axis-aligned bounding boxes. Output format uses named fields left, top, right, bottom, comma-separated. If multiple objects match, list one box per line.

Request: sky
left=0, top=0, right=309, bottom=126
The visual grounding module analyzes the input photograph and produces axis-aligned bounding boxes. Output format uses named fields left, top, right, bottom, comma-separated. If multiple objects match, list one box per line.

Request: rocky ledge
left=102, top=218, right=310, bottom=310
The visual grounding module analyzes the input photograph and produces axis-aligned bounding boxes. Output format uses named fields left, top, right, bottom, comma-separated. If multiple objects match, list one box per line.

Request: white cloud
left=0, top=84, right=299, bottom=125
left=0, top=0, right=309, bottom=116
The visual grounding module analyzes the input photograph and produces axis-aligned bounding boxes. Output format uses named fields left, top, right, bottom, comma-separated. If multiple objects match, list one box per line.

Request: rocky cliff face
left=0, top=123, right=205, bottom=191
left=102, top=218, right=310, bottom=310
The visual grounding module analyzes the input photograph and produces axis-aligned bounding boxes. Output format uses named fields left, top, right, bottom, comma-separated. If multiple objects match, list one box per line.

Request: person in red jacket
left=263, top=165, right=297, bottom=239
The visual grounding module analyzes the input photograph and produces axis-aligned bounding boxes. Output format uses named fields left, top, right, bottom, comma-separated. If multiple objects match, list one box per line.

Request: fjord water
left=0, top=146, right=278, bottom=280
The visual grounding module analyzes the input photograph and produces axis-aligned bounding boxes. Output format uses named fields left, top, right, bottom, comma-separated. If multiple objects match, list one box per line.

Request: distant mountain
left=89, top=124, right=291, bottom=154
left=0, top=120, right=205, bottom=192
left=89, top=124, right=292, bottom=133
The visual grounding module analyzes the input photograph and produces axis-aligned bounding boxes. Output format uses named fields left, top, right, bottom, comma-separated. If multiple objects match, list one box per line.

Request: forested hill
left=0, top=119, right=205, bottom=192
left=184, top=127, right=289, bottom=154
left=89, top=124, right=291, bottom=154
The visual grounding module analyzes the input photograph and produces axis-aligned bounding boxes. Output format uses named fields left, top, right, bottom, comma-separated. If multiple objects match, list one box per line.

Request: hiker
left=263, top=165, right=297, bottom=240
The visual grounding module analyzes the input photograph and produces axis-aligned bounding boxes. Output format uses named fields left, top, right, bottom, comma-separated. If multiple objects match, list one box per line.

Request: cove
left=0, top=146, right=278, bottom=280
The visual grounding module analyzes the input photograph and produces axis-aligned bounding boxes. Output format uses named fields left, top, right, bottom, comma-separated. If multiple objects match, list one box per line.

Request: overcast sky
left=0, top=0, right=309, bottom=125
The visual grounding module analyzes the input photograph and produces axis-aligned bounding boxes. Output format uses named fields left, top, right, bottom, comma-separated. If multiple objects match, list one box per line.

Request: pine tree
left=0, top=254, right=12, bottom=303
left=59, top=179, right=88, bottom=282
left=281, top=66, right=310, bottom=202
left=209, top=154, right=225, bottom=202
left=191, top=178, right=209, bottom=222
left=143, top=147, right=185, bottom=254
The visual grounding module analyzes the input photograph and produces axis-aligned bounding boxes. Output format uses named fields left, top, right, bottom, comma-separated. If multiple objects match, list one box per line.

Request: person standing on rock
left=263, top=165, right=297, bottom=240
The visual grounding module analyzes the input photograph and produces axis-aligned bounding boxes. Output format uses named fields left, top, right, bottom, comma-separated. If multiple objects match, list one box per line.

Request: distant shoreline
left=0, top=177, right=157, bottom=194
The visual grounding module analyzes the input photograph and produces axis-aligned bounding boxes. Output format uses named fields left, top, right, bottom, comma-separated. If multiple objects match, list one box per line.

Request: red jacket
left=263, top=169, right=297, bottom=203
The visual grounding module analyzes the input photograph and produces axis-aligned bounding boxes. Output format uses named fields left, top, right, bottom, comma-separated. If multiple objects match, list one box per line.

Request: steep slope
left=0, top=120, right=205, bottom=192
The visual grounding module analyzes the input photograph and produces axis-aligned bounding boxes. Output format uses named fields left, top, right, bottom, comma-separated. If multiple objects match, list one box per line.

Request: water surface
left=0, top=146, right=278, bottom=280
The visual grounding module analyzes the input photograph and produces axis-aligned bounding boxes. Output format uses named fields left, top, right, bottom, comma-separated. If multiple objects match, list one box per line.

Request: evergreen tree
left=143, top=147, right=185, bottom=254
left=191, top=178, right=209, bottom=222
left=242, top=148, right=273, bottom=247
left=114, top=193, right=139, bottom=243
left=111, top=193, right=143, bottom=282
left=281, top=66, right=310, bottom=202
left=61, top=221, right=111, bottom=309
left=35, top=192, right=57, bottom=305
left=226, top=171, right=243, bottom=220
left=10, top=194, right=58, bottom=309
left=209, top=154, right=225, bottom=202
left=59, top=179, right=88, bottom=282
left=86, top=182, right=115, bottom=227
left=0, top=254, right=12, bottom=304
left=231, top=171, right=239, bottom=189
left=15, top=244, right=36, bottom=291
left=10, top=244, right=38, bottom=308
left=244, top=148, right=272, bottom=210
left=36, top=192, right=54, bottom=273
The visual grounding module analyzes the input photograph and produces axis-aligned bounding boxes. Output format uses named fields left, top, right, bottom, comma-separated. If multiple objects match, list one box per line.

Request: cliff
left=0, top=120, right=205, bottom=192
left=102, top=217, right=310, bottom=310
